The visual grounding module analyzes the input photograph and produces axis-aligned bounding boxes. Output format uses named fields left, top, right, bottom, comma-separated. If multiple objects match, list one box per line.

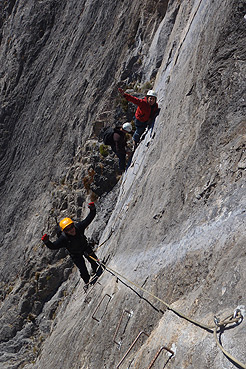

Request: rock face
left=0, top=0, right=246, bottom=368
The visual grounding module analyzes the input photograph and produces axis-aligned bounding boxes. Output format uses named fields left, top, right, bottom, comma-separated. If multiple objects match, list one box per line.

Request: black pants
left=111, top=146, right=126, bottom=171
left=70, top=246, right=98, bottom=284
left=116, top=152, right=126, bottom=171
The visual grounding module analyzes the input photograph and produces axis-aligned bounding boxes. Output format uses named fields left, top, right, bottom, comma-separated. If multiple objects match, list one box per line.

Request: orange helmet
left=59, top=218, right=74, bottom=231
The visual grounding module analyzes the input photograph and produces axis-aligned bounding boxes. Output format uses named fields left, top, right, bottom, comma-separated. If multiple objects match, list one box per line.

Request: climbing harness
left=89, top=255, right=246, bottom=368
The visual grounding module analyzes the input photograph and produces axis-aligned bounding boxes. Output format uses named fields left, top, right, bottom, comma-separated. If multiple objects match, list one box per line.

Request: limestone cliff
left=0, top=0, right=246, bottom=368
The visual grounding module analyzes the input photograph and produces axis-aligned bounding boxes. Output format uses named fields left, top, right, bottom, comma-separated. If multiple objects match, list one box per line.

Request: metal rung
left=147, top=345, right=174, bottom=369
left=113, top=310, right=132, bottom=346
left=92, top=294, right=111, bottom=322
left=116, top=331, right=149, bottom=368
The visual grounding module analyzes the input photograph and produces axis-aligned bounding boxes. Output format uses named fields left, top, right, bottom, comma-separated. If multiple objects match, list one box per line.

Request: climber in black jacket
left=41, top=202, right=100, bottom=289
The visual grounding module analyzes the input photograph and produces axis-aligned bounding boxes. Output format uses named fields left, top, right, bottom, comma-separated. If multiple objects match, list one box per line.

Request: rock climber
left=41, top=202, right=101, bottom=291
left=118, top=88, right=159, bottom=148
left=111, top=122, right=133, bottom=173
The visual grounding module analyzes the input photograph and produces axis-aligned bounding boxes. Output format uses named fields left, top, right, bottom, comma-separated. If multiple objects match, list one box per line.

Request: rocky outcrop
left=0, top=0, right=246, bottom=368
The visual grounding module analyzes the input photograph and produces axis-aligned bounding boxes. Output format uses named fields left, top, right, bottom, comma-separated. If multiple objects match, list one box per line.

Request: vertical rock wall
left=0, top=0, right=246, bottom=368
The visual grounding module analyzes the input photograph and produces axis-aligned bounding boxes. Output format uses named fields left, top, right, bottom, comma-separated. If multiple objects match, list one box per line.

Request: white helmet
left=122, top=122, right=132, bottom=133
left=147, top=90, right=157, bottom=98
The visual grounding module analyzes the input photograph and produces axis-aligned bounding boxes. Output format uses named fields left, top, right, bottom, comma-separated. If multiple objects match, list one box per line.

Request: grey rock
left=0, top=0, right=246, bottom=368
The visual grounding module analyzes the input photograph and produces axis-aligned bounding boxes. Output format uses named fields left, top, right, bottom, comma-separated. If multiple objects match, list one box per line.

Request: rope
left=213, top=310, right=245, bottom=368
left=93, top=86, right=245, bottom=365
left=213, top=326, right=246, bottom=368
left=94, top=228, right=114, bottom=252
left=89, top=256, right=246, bottom=368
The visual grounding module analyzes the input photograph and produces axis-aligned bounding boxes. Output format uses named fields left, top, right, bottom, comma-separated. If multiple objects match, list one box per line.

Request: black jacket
left=112, top=129, right=127, bottom=154
left=45, top=209, right=96, bottom=256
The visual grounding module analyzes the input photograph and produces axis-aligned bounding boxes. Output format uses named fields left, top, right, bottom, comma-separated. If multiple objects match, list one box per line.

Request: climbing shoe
left=83, top=284, right=89, bottom=292
left=90, top=269, right=97, bottom=277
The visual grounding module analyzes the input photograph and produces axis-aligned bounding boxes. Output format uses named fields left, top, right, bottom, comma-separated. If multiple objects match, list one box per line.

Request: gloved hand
left=118, top=88, right=125, bottom=96
left=41, top=234, right=49, bottom=243
left=88, top=202, right=95, bottom=210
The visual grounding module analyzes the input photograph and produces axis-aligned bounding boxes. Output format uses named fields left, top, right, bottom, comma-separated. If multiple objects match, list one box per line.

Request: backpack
left=100, top=127, right=115, bottom=145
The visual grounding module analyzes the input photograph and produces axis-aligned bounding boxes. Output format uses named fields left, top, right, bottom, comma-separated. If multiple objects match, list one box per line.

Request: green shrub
left=99, top=144, right=109, bottom=157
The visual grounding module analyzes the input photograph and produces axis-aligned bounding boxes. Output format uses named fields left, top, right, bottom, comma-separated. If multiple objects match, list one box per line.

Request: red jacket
left=123, top=92, right=158, bottom=123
